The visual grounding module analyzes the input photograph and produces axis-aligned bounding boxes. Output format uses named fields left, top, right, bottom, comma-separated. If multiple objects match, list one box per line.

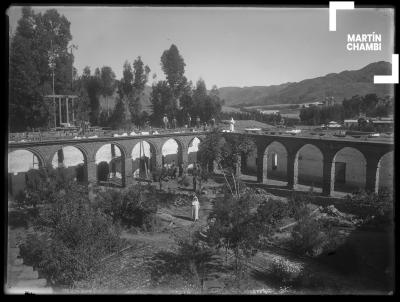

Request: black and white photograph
left=6, top=3, right=396, bottom=295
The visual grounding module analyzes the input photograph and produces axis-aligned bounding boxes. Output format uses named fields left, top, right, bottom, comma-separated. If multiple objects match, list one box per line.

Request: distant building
left=324, top=96, right=335, bottom=107
left=259, top=110, right=280, bottom=115
left=344, top=119, right=358, bottom=128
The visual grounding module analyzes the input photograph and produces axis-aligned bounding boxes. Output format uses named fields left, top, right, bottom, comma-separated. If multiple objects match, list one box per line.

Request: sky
left=7, top=6, right=395, bottom=88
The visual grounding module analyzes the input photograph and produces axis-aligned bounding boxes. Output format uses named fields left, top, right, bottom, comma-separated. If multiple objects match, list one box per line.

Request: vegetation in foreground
left=10, top=135, right=394, bottom=292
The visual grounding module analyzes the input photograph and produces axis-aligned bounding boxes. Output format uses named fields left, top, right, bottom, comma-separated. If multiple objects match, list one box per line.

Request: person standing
left=191, top=194, right=200, bottom=222
left=211, top=117, right=216, bottom=128
left=187, top=113, right=192, bottom=128
left=229, top=117, right=235, bottom=132
left=172, top=116, right=177, bottom=129
left=196, top=116, right=201, bottom=128
left=163, top=115, right=169, bottom=129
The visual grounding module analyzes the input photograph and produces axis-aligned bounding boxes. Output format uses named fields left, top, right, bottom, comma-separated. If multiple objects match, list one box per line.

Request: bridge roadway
left=8, top=130, right=394, bottom=196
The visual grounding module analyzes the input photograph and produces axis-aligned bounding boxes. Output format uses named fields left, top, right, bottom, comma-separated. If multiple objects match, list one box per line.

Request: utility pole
left=68, top=44, right=78, bottom=91
left=49, top=40, right=56, bottom=128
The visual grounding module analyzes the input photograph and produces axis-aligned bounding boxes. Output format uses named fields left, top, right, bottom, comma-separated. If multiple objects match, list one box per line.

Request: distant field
left=244, top=103, right=300, bottom=110
left=221, top=106, right=243, bottom=113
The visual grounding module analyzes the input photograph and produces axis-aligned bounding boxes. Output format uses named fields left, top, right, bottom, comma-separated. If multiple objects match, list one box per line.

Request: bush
left=291, top=216, right=327, bottom=257
left=345, top=190, right=393, bottom=220
left=174, top=229, right=215, bottom=287
left=179, top=175, right=191, bottom=187
left=269, top=257, right=303, bottom=284
left=94, top=186, right=158, bottom=230
left=19, top=187, right=123, bottom=286
left=288, top=193, right=340, bottom=257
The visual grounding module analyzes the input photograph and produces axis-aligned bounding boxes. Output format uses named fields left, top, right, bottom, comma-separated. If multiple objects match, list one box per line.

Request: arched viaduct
left=8, top=133, right=205, bottom=188
left=230, top=133, right=394, bottom=195
left=8, top=131, right=394, bottom=196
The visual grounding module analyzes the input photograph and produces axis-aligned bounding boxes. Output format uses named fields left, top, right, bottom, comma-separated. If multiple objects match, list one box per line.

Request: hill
left=218, top=61, right=394, bottom=107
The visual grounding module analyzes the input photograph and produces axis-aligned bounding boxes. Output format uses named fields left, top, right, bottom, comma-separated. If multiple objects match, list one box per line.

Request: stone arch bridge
left=8, top=131, right=394, bottom=196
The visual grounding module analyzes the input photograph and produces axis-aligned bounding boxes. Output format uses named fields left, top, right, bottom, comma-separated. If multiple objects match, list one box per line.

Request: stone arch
left=161, top=138, right=183, bottom=167
left=8, top=148, right=44, bottom=196
left=263, top=141, right=288, bottom=185
left=240, top=142, right=258, bottom=177
left=131, top=140, right=157, bottom=179
left=94, top=143, right=126, bottom=186
left=376, top=151, right=394, bottom=193
left=331, top=147, right=367, bottom=193
left=294, top=144, right=324, bottom=189
left=50, top=145, right=88, bottom=183
left=8, top=148, right=45, bottom=171
left=187, top=137, right=202, bottom=169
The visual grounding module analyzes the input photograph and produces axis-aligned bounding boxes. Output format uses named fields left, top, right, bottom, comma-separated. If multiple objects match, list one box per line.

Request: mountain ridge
left=217, top=61, right=394, bottom=107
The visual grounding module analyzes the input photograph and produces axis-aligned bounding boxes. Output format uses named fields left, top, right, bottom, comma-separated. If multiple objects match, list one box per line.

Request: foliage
left=161, top=44, right=186, bottom=99
left=151, top=45, right=222, bottom=126
left=198, top=129, right=226, bottom=172
left=150, top=80, right=175, bottom=126
left=299, top=94, right=393, bottom=126
left=15, top=167, right=76, bottom=213
left=9, top=7, right=73, bottom=131
left=206, top=192, right=261, bottom=279
left=198, top=130, right=256, bottom=183
left=269, top=257, right=303, bottom=284
left=287, top=193, right=339, bottom=257
left=255, top=199, right=289, bottom=236
left=19, top=178, right=123, bottom=286
left=174, top=229, right=216, bottom=287
left=93, top=186, right=158, bottom=230
left=179, top=174, right=191, bottom=187
left=116, top=58, right=150, bottom=126
left=344, top=190, right=393, bottom=227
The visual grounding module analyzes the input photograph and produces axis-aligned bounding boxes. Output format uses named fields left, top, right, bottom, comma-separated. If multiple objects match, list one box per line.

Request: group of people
left=162, top=114, right=217, bottom=130
left=161, top=160, right=183, bottom=180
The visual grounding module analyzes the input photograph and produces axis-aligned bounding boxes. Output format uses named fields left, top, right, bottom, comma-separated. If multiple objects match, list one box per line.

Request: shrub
left=269, top=257, right=303, bottom=284
left=174, top=229, right=215, bottom=288
left=19, top=186, right=123, bottom=286
left=94, top=186, right=158, bottom=230
left=288, top=192, right=339, bottom=257
left=291, top=216, right=327, bottom=257
left=179, top=175, right=191, bottom=187
left=345, top=190, right=393, bottom=221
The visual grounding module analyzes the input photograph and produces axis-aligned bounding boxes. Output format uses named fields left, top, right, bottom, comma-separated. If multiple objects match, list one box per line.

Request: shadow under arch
left=187, top=136, right=202, bottom=169
left=8, top=148, right=45, bottom=197
left=131, top=140, right=157, bottom=179
left=262, top=141, right=289, bottom=186
left=161, top=137, right=184, bottom=167
left=51, top=145, right=89, bottom=183
left=376, top=151, right=394, bottom=194
left=294, top=143, right=324, bottom=191
left=8, top=148, right=45, bottom=170
left=94, top=142, right=126, bottom=187
left=331, top=146, right=367, bottom=194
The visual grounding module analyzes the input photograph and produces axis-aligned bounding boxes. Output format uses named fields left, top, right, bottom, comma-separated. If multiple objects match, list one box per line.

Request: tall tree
left=9, top=7, right=73, bottom=131
left=131, top=57, right=150, bottom=123
left=99, top=66, right=116, bottom=117
left=161, top=44, right=187, bottom=108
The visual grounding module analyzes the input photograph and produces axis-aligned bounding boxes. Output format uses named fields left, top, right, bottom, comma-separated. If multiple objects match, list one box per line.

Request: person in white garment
left=191, top=194, right=200, bottom=222
left=229, top=117, right=235, bottom=132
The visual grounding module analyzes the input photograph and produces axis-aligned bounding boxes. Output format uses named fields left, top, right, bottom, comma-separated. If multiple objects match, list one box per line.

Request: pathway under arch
left=8, top=149, right=42, bottom=196
left=376, top=151, right=394, bottom=193
left=331, top=147, right=366, bottom=193
left=263, top=141, right=288, bottom=186
left=95, top=143, right=125, bottom=187
left=131, top=140, right=156, bottom=179
left=187, top=137, right=201, bottom=171
left=51, top=146, right=88, bottom=183
left=294, top=144, right=324, bottom=191
left=161, top=138, right=183, bottom=168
